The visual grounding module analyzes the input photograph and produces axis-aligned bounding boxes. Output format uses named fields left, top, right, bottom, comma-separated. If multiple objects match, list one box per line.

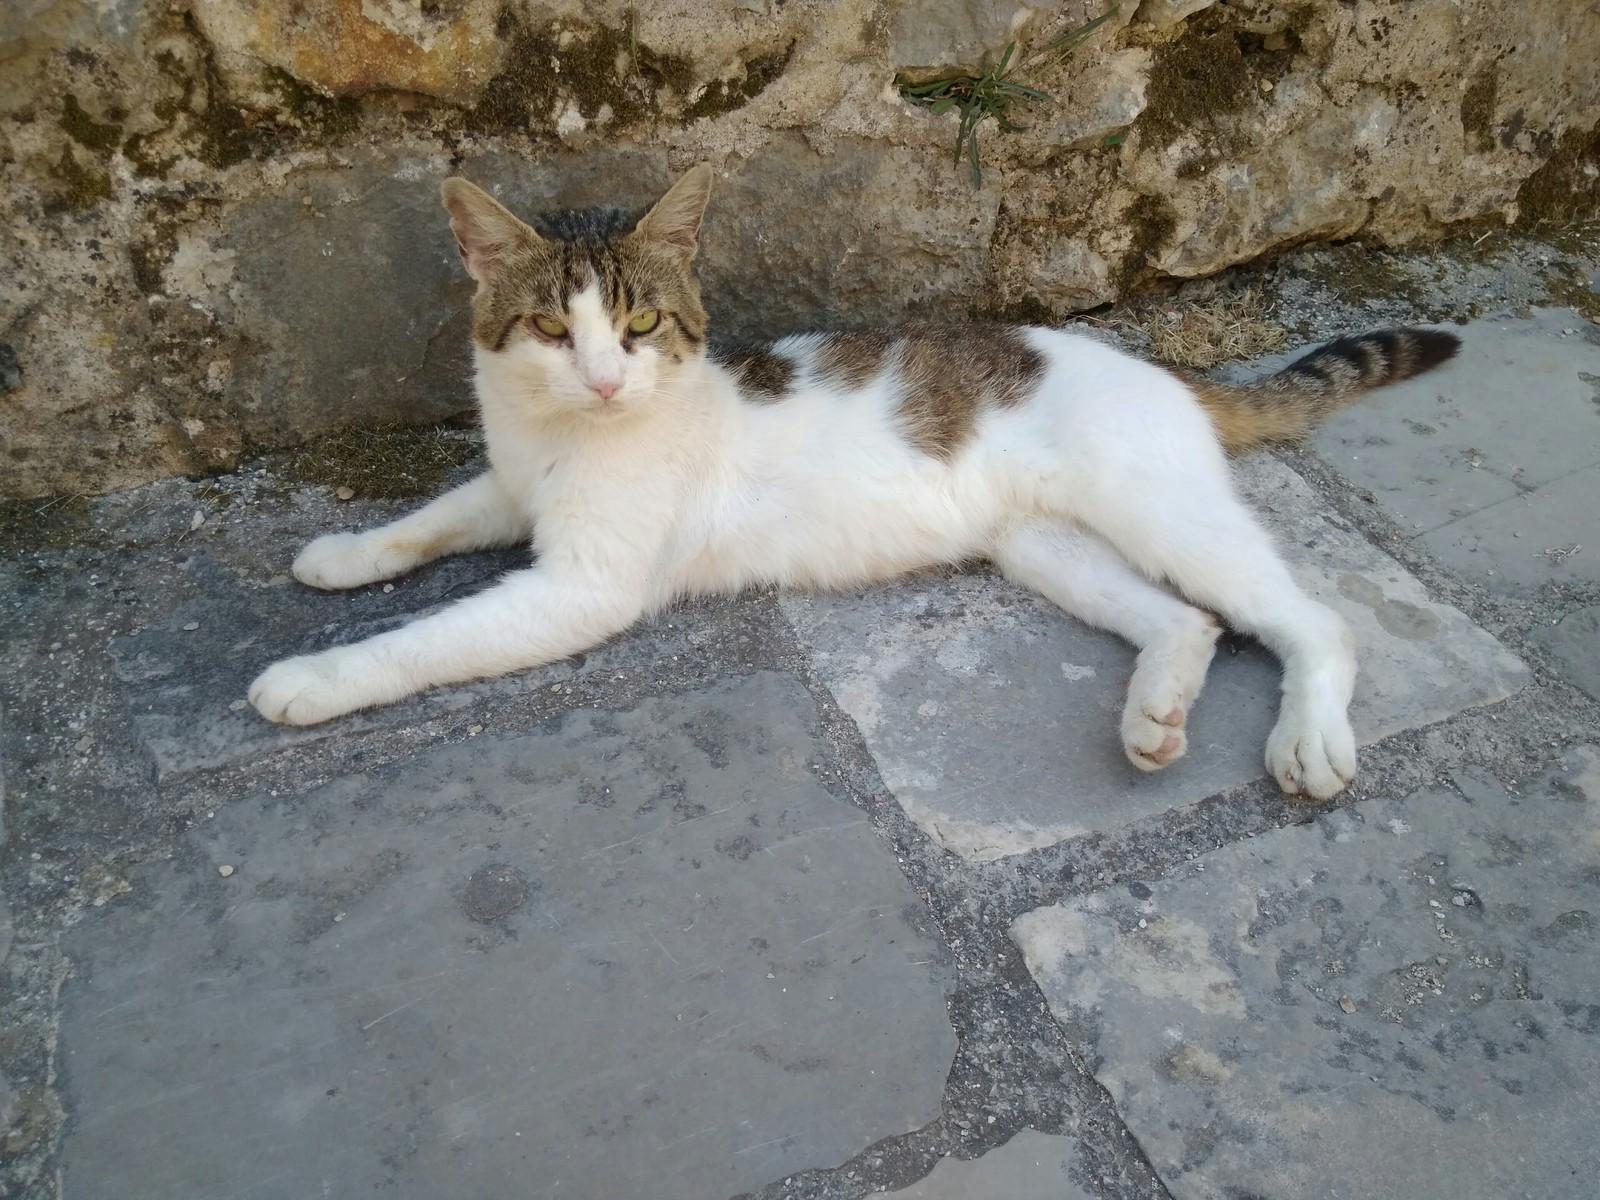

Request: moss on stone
left=0, top=495, right=95, bottom=555
left=1298, top=243, right=1433, bottom=309
left=970, top=295, right=1058, bottom=326
left=280, top=425, right=483, bottom=499
left=683, top=42, right=794, bottom=122
left=1543, top=264, right=1600, bottom=322
left=1138, top=10, right=1259, bottom=149
left=59, top=94, right=123, bottom=153
left=46, top=145, right=113, bottom=213
left=1118, top=193, right=1178, bottom=292
left=1459, top=67, right=1497, bottom=155
left=465, top=19, right=696, bottom=137
left=1516, top=123, right=1600, bottom=225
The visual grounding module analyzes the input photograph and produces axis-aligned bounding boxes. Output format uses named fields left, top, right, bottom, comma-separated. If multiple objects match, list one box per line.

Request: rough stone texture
left=783, top=453, right=1528, bottom=859
left=55, top=671, right=956, bottom=1199
left=1311, top=309, right=1600, bottom=593
left=1011, top=749, right=1600, bottom=1200
left=4, top=0, right=1599, bottom=496
left=866, top=1130, right=1096, bottom=1199
left=195, top=0, right=505, bottom=105
left=1533, top=606, right=1600, bottom=703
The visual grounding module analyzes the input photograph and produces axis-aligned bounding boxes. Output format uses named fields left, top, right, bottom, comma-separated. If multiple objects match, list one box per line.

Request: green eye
left=627, top=309, right=661, bottom=335
left=531, top=315, right=568, bottom=338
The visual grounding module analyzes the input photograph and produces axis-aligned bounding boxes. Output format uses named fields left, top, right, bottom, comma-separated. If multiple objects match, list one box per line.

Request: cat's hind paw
left=249, top=651, right=369, bottom=726
left=1120, top=618, right=1220, bottom=772
left=1265, top=709, right=1356, bottom=800
left=1123, top=704, right=1187, bottom=771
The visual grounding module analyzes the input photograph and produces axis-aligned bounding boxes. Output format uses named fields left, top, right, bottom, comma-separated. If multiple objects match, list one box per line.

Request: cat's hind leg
left=994, top=519, right=1222, bottom=772
left=1074, top=471, right=1357, bottom=800
left=293, top=471, right=530, bottom=590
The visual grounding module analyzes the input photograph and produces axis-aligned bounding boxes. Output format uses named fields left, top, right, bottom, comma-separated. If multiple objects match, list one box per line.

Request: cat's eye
left=627, top=309, right=661, bottom=336
left=531, top=315, right=568, bottom=339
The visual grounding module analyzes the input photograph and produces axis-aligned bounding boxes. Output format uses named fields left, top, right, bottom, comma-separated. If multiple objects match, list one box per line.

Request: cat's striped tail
left=1188, top=327, right=1461, bottom=454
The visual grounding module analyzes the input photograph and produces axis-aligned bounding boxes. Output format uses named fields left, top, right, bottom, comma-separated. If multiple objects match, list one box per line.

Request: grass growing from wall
left=896, top=4, right=1121, bottom=185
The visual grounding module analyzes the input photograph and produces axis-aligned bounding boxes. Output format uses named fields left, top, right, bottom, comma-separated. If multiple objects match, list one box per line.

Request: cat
left=248, top=163, right=1459, bottom=801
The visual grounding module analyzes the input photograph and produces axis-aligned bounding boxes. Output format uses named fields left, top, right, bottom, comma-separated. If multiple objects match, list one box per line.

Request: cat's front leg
left=294, top=471, right=530, bottom=590
left=249, top=567, right=646, bottom=724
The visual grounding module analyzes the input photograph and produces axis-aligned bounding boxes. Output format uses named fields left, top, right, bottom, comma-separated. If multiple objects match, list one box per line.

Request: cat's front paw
left=249, top=650, right=371, bottom=726
left=1265, top=706, right=1356, bottom=800
left=293, top=532, right=408, bottom=591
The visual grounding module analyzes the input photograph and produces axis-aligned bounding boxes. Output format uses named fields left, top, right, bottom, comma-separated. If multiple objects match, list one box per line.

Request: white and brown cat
left=249, top=164, right=1458, bottom=801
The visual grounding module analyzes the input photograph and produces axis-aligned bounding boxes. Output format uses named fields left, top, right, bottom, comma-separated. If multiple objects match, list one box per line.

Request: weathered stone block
left=57, top=672, right=956, bottom=1197
left=1012, top=751, right=1600, bottom=1200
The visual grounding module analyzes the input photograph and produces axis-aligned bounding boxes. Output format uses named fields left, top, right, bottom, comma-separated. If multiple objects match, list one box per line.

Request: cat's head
left=440, top=165, right=712, bottom=418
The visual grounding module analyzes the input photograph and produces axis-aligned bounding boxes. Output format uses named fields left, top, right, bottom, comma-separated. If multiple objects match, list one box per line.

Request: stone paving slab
left=56, top=672, right=955, bottom=1199
left=1533, top=604, right=1600, bottom=702
left=1419, top=464, right=1600, bottom=591
left=1309, top=309, right=1600, bottom=591
left=1011, top=747, right=1600, bottom=1200
left=107, top=546, right=752, bottom=781
left=782, top=455, right=1527, bottom=859
left=866, top=1130, right=1096, bottom=1200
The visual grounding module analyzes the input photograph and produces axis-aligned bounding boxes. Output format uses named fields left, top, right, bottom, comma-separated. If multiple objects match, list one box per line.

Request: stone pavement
left=2, top=308, right=1598, bottom=1199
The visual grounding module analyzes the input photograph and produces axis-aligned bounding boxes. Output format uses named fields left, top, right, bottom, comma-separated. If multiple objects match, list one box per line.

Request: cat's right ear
left=440, top=178, right=533, bottom=283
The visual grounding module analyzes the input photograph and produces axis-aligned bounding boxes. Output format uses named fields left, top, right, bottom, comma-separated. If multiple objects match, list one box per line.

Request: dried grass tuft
left=1118, top=288, right=1289, bottom=370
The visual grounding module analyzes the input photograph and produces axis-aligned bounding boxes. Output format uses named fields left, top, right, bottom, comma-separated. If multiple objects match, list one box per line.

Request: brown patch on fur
left=896, top=324, right=1045, bottom=460
left=813, top=329, right=894, bottom=391
left=718, top=345, right=795, bottom=400
left=810, top=323, right=1045, bottom=461
left=1187, top=327, right=1460, bottom=454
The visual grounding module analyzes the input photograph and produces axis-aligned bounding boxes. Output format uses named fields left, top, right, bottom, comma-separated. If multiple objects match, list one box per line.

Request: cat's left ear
left=635, top=163, right=714, bottom=259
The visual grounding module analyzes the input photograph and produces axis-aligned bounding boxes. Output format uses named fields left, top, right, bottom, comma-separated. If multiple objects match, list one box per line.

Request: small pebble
left=189, top=509, right=206, bottom=531
left=183, top=622, right=200, bottom=631
left=218, top=864, right=235, bottom=878
left=1436, top=955, right=1449, bottom=966
left=1137, top=918, right=1147, bottom=929
left=468, top=724, right=484, bottom=736
left=336, top=486, right=356, bottom=501
left=1338, top=996, right=1357, bottom=1014
left=382, top=583, right=394, bottom=593
left=229, top=698, right=248, bottom=711
left=1451, top=893, right=1468, bottom=906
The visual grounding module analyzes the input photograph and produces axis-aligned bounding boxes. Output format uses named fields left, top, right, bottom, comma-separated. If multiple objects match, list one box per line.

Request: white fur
left=251, top=314, right=1359, bottom=800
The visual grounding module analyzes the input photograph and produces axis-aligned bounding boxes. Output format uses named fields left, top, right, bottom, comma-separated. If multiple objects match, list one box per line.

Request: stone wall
left=2, top=0, right=1596, bottom=498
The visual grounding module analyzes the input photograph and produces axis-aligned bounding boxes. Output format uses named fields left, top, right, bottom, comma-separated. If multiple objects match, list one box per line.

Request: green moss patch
left=1543, top=264, right=1600, bottom=322
left=1298, top=243, right=1433, bottom=310
left=1516, top=123, right=1600, bottom=226
left=0, top=495, right=95, bottom=556
left=683, top=42, right=794, bottom=122
left=60, top=94, right=124, bottom=153
left=1118, top=193, right=1178, bottom=292
left=45, top=145, right=113, bottom=213
left=280, top=426, right=483, bottom=500
left=465, top=18, right=694, bottom=137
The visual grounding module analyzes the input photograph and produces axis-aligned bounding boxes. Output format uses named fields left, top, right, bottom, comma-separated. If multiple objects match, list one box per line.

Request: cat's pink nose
left=589, top=379, right=622, bottom=400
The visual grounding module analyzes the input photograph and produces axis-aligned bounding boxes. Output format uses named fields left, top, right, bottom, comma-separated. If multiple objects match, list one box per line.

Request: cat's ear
left=635, top=163, right=713, bottom=259
left=440, top=177, right=534, bottom=283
